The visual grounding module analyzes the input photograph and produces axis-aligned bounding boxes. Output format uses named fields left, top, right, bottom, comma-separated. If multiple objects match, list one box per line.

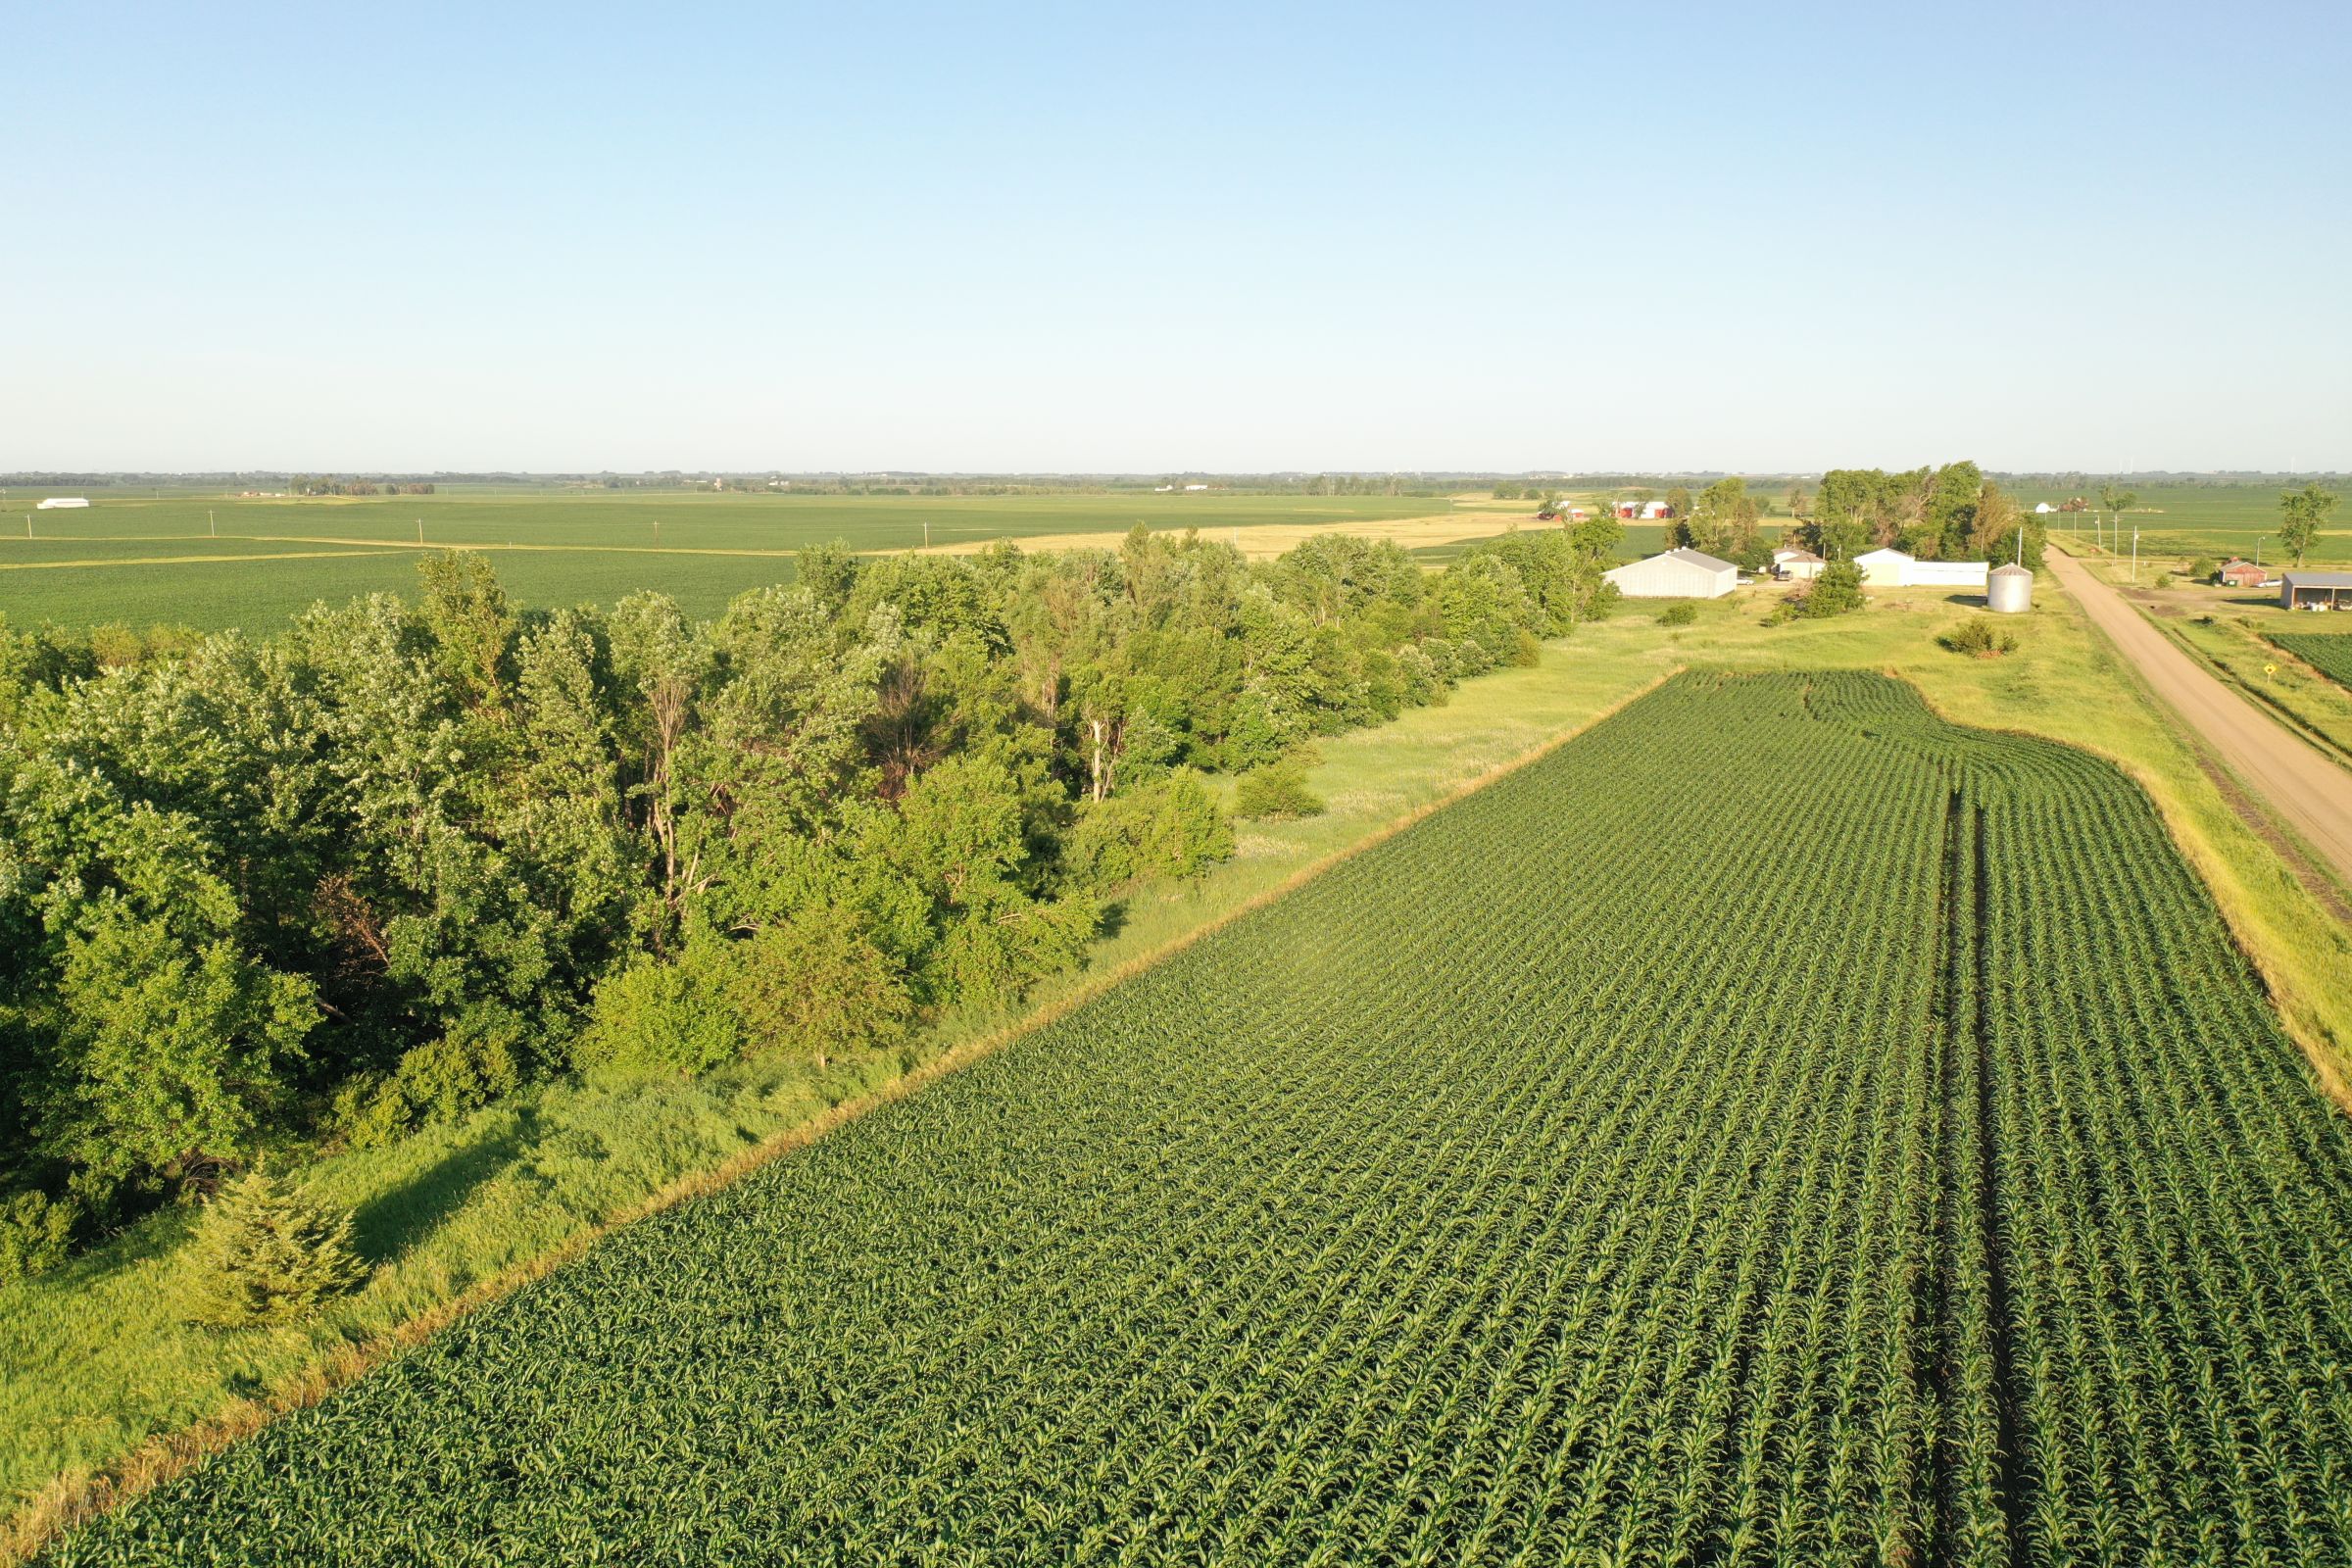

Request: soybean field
left=2269, top=631, right=2352, bottom=693
left=46, top=673, right=2352, bottom=1567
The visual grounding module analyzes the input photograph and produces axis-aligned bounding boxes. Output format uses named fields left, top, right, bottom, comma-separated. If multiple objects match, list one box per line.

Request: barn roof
left=1661, top=548, right=1736, bottom=572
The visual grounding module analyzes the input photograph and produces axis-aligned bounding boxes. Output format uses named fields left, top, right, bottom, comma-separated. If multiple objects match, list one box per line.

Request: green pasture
left=0, top=489, right=1446, bottom=632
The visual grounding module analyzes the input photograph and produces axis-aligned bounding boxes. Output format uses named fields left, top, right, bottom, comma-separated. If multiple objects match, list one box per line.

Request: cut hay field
left=39, top=672, right=2352, bottom=1567
left=0, top=490, right=1508, bottom=633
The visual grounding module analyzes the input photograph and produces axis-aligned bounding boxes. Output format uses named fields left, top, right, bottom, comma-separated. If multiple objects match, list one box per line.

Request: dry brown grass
left=903, top=511, right=1537, bottom=563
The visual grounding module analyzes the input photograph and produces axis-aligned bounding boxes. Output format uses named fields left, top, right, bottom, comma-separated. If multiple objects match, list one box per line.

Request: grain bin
left=1988, top=563, right=2033, bottom=614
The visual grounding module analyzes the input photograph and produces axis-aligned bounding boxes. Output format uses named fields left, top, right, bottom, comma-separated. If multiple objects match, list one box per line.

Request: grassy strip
left=0, top=650, right=1676, bottom=1557
left=2137, top=612, right=2352, bottom=765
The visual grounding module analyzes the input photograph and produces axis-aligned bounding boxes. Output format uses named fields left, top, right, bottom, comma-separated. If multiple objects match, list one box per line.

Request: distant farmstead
left=2280, top=570, right=2352, bottom=611
left=35, top=497, right=90, bottom=510
left=1603, top=548, right=1738, bottom=599
left=1613, top=500, right=1674, bottom=520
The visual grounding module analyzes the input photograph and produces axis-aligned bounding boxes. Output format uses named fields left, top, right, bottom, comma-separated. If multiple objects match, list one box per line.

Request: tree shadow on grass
left=349, top=1118, right=530, bottom=1265
left=1095, top=899, right=1132, bottom=944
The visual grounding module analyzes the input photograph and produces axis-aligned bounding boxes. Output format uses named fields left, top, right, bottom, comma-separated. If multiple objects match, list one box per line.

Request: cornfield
left=47, top=672, right=2352, bottom=1566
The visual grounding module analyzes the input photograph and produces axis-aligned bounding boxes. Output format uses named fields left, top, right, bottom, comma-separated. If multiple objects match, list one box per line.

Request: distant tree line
left=289, top=477, right=436, bottom=496
left=0, top=523, right=1620, bottom=1273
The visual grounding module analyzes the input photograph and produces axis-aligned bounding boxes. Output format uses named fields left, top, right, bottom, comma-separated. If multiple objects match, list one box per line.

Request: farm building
left=1853, top=547, right=1989, bottom=590
left=35, top=497, right=89, bottom=510
left=1772, top=547, right=1826, bottom=581
left=2217, top=559, right=2270, bottom=588
left=1853, top=548, right=1913, bottom=585
left=1987, top=563, right=2033, bottom=613
left=2280, top=571, right=2352, bottom=611
left=2034, top=501, right=2056, bottom=514
left=1603, top=548, right=1738, bottom=599
left=1612, top=501, right=1674, bottom=520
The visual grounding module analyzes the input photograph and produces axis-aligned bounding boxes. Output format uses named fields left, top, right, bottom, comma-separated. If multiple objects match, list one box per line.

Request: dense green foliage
left=1799, top=559, right=1865, bottom=617
left=44, top=673, right=2352, bottom=1565
left=1232, top=760, right=1325, bottom=820
left=2269, top=631, right=2352, bottom=692
left=2275, top=480, right=2339, bottom=567
left=0, top=526, right=1612, bottom=1257
left=1940, top=616, right=2018, bottom=657
left=1810, top=463, right=2042, bottom=565
left=176, top=1170, right=368, bottom=1328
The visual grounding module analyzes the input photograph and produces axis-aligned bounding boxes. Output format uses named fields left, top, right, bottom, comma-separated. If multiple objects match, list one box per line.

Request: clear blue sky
left=7, top=1, right=2346, bottom=473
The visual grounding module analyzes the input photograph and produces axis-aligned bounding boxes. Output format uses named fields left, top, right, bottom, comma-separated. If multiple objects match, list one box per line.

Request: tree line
left=290, top=477, right=437, bottom=496
left=1783, top=463, right=2045, bottom=566
left=0, top=523, right=1620, bottom=1273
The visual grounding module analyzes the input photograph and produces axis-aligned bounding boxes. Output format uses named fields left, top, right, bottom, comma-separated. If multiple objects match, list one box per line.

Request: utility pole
left=416, top=517, right=424, bottom=545
left=209, top=510, right=216, bottom=537
left=653, top=517, right=661, bottom=547
left=922, top=519, right=930, bottom=549
left=2132, top=525, right=2138, bottom=582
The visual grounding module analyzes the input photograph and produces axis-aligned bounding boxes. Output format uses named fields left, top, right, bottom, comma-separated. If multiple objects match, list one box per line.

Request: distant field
left=47, top=672, right=2352, bottom=1565
left=0, top=489, right=1464, bottom=631
left=2012, top=482, right=2348, bottom=566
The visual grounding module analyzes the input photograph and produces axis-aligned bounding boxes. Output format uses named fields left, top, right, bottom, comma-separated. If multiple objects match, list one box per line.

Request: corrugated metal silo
left=1987, top=563, right=2033, bottom=614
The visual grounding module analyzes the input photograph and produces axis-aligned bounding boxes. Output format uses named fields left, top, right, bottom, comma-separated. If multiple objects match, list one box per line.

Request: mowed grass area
left=11, top=563, right=2352, bottom=1552
left=2013, top=481, right=2350, bottom=565
left=43, top=674, right=2352, bottom=1565
left=0, top=489, right=1454, bottom=631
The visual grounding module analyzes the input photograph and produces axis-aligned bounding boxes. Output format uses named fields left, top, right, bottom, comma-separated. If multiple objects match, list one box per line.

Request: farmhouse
left=35, top=497, right=89, bottom=510
left=2217, top=559, right=2269, bottom=588
left=1853, top=547, right=1989, bottom=590
left=1603, top=547, right=1738, bottom=599
left=2279, top=570, right=2352, bottom=611
left=1772, top=547, right=1826, bottom=581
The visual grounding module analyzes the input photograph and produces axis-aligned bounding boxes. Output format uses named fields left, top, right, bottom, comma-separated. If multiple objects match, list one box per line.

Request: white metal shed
left=1603, top=548, right=1739, bottom=599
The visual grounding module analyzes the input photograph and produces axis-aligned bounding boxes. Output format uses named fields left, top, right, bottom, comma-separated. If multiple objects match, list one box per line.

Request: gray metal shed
left=2280, top=571, right=2352, bottom=611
